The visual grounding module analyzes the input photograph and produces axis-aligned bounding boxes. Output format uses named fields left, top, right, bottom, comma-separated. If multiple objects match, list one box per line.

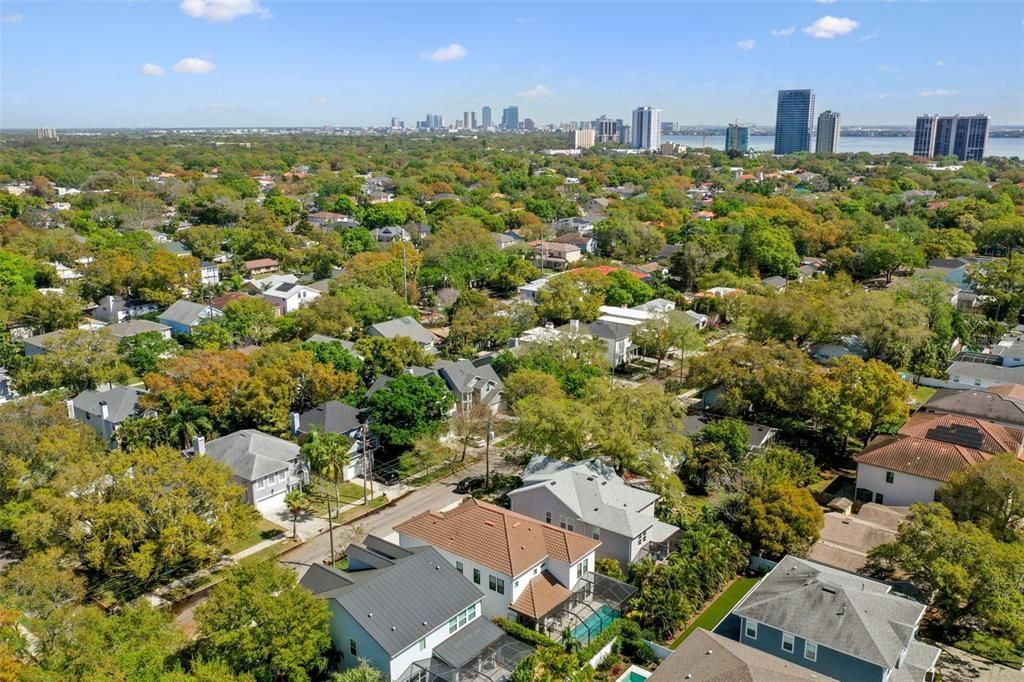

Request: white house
left=261, top=281, right=320, bottom=314
left=300, top=536, right=531, bottom=682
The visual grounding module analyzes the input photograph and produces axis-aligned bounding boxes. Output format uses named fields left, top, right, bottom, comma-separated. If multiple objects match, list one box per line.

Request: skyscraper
left=774, top=89, right=815, bottom=155
left=501, top=106, right=519, bottom=130
left=815, top=111, right=841, bottom=154
left=481, top=106, right=492, bottom=129
left=725, top=124, right=749, bottom=154
left=569, top=129, right=596, bottom=150
left=913, top=114, right=989, bottom=161
left=631, top=106, right=662, bottom=151
left=913, top=115, right=938, bottom=157
left=593, top=115, right=619, bottom=143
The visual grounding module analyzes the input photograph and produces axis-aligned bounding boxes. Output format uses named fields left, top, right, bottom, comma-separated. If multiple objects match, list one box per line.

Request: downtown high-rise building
left=481, top=106, right=492, bottom=129
left=470, top=112, right=477, bottom=129
left=631, top=106, right=662, bottom=151
left=774, top=89, right=815, bottom=155
left=914, top=114, right=989, bottom=161
left=725, top=124, right=749, bottom=154
left=815, top=111, right=841, bottom=154
left=501, top=106, right=519, bottom=130
left=569, top=128, right=596, bottom=150
left=593, top=115, right=621, bottom=143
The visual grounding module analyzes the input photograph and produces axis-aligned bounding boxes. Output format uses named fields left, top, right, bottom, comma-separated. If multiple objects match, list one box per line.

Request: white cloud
left=803, top=15, right=860, bottom=38
left=771, top=27, right=796, bottom=37
left=736, top=39, right=756, bottom=50
left=518, top=84, right=553, bottom=99
left=422, top=43, right=467, bottom=63
left=920, top=89, right=959, bottom=97
left=139, top=63, right=165, bottom=77
left=310, top=95, right=329, bottom=105
left=935, top=59, right=945, bottom=66
left=179, top=0, right=269, bottom=22
left=1, top=13, right=23, bottom=23
left=877, top=64, right=898, bottom=73
left=174, top=57, right=216, bottom=74
left=857, top=30, right=880, bottom=42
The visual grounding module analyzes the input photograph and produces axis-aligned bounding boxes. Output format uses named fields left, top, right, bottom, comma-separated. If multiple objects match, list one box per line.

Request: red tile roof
left=394, top=498, right=599, bottom=577
left=586, top=265, right=647, bottom=280
left=855, top=434, right=990, bottom=482
left=899, top=412, right=1024, bottom=455
left=510, top=572, right=571, bottom=619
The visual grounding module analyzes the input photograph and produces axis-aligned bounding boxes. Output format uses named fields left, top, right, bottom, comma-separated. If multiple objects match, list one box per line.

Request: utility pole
left=361, top=423, right=373, bottom=502
left=326, top=496, right=335, bottom=566
left=484, top=418, right=493, bottom=488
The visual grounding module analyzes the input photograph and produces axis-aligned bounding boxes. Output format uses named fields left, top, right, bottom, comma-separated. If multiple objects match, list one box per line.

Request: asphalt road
left=279, top=454, right=519, bottom=575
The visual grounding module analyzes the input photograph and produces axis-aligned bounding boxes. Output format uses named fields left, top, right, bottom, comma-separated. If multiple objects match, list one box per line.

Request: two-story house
left=195, top=430, right=306, bottom=508
left=300, top=536, right=532, bottom=682
left=557, top=319, right=637, bottom=368
left=433, top=359, right=503, bottom=414
left=396, top=499, right=634, bottom=644
left=729, top=556, right=939, bottom=682
left=528, top=241, right=582, bottom=271
left=92, top=295, right=161, bottom=323
left=67, top=385, right=148, bottom=445
left=291, top=400, right=374, bottom=480
left=508, top=456, right=680, bottom=566
left=261, top=281, right=321, bottom=314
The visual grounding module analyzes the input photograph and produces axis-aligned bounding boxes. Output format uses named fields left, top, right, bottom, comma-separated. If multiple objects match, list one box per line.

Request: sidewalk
left=231, top=536, right=284, bottom=561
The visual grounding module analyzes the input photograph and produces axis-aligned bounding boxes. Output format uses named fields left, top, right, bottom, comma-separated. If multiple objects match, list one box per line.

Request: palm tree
left=284, top=489, right=310, bottom=541
left=300, top=430, right=352, bottom=515
left=159, top=394, right=213, bottom=449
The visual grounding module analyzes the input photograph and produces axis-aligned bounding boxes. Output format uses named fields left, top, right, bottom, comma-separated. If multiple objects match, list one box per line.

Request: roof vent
left=391, top=626, right=396, bottom=631
left=484, top=520, right=495, bottom=527
left=706, top=650, right=713, bottom=655
left=822, top=586, right=836, bottom=594
left=423, top=621, right=428, bottom=626
left=512, top=522, right=521, bottom=529
left=368, top=612, right=373, bottom=618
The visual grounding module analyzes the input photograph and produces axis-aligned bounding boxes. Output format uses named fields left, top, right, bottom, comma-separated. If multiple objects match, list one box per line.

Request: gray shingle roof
left=433, top=359, right=502, bottom=394
left=298, top=401, right=362, bottom=436
left=923, top=388, right=1024, bottom=426
left=513, top=456, right=670, bottom=539
left=300, top=541, right=483, bottom=656
left=72, top=385, right=147, bottom=423
left=160, top=300, right=215, bottom=327
left=106, top=320, right=171, bottom=339
left=203, top=429, right=299, bottom=482
left=365, top=316, right=434, bottom=346
left=733, top=556, right=927, bottom=669
left=648, top=628, right=833, bottom=682
left=946, top=361, right=1024, bottom=384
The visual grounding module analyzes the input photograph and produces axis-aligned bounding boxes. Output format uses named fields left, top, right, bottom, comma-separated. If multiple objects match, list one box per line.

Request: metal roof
left=432, top=619, right=505, bottom=669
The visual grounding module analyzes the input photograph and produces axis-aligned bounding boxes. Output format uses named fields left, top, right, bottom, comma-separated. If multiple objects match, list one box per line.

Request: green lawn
left=309, top=478, right=381, bottom=517
left=238, top=539, right=292, bottom=566
left=670, top=577, right=759, bottom=649
left=911, top=385, right=937, bottom=406
left=223, top=518, right=285, bottom=555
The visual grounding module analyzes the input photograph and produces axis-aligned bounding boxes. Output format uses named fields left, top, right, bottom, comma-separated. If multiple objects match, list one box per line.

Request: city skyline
left=2, top=1, right=1021, bottom=129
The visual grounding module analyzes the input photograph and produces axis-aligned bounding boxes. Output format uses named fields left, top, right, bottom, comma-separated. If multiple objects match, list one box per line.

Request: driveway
left=258, top=495, right=330, bottom=543
left=937, top=645, right=1024, bottom=682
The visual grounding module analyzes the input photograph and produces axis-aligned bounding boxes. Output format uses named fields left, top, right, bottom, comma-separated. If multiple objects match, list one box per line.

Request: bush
left=494, top=617, right=558, bottom=649
left=954, top=631, right=1024, bottom=667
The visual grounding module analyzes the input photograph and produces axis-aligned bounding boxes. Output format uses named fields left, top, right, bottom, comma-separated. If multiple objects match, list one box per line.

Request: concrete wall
left=855, top=463, right=941, bottom=506
left=740, top=617, right=886, bottom=682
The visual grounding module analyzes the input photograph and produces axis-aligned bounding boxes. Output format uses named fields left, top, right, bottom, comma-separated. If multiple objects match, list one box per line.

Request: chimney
left=290, top=412, right=301, bottom=436
left=65, top=398, right=75, bottom=418
left=193, top=435, right=206, bottom=455
left=99, top=400, right=109, bottom=420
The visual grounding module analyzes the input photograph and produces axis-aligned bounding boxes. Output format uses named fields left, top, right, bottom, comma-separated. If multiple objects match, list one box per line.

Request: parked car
left=372, top=468, right=400, bottom=486
left=454, top=475, right=485, bottom=494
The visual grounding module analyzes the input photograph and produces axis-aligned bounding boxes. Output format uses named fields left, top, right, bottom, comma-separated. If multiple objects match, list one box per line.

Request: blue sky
left=2, top=1, right=1022, bottom=128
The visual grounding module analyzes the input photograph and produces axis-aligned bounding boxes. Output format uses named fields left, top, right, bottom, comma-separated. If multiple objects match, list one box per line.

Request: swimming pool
left=615, top=665, right=651, bottom=682
left=571, top=604, right=620, bottom=642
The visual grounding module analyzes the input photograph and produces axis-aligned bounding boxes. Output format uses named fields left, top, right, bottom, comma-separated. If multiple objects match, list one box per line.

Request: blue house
left=158, top=299, right=222, bottom=335
left=726, top=556, right=940, bottom=682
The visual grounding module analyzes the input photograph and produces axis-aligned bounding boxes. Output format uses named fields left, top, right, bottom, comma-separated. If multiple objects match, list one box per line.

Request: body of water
left=663, top=134, right=1024, bottom=158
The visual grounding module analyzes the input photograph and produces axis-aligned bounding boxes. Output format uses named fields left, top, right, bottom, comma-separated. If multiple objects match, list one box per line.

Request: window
left=637, top=529, right=648, bottom=545
left=489, top=575, right=505, bottom=595
left=418, top=638, right=426, bottom=651
left=782, top=632, right=795, bottom=653
left=544, top=511, right=552, bottom=524
left=744, top=620, right=757, bottom=640
left=576, top=559, right=588, bottom=579
left=592, top=527, right=601, bottom=541
left=449, top=617, right=458, bottom=634
left=885, top=471, right=895, bottom=484
left=875, top=492, right=884, bottom=504
left=560, top=515, right=574, bottom=532
left=456, top=561, right=464, bottom=575
left=255, top=478, right=264, bottom=489
left=349, top=639, right=358, bottom=656
left=804, top=641, right=818, bottom=662
left=473, top=568, right=480, bottom=584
